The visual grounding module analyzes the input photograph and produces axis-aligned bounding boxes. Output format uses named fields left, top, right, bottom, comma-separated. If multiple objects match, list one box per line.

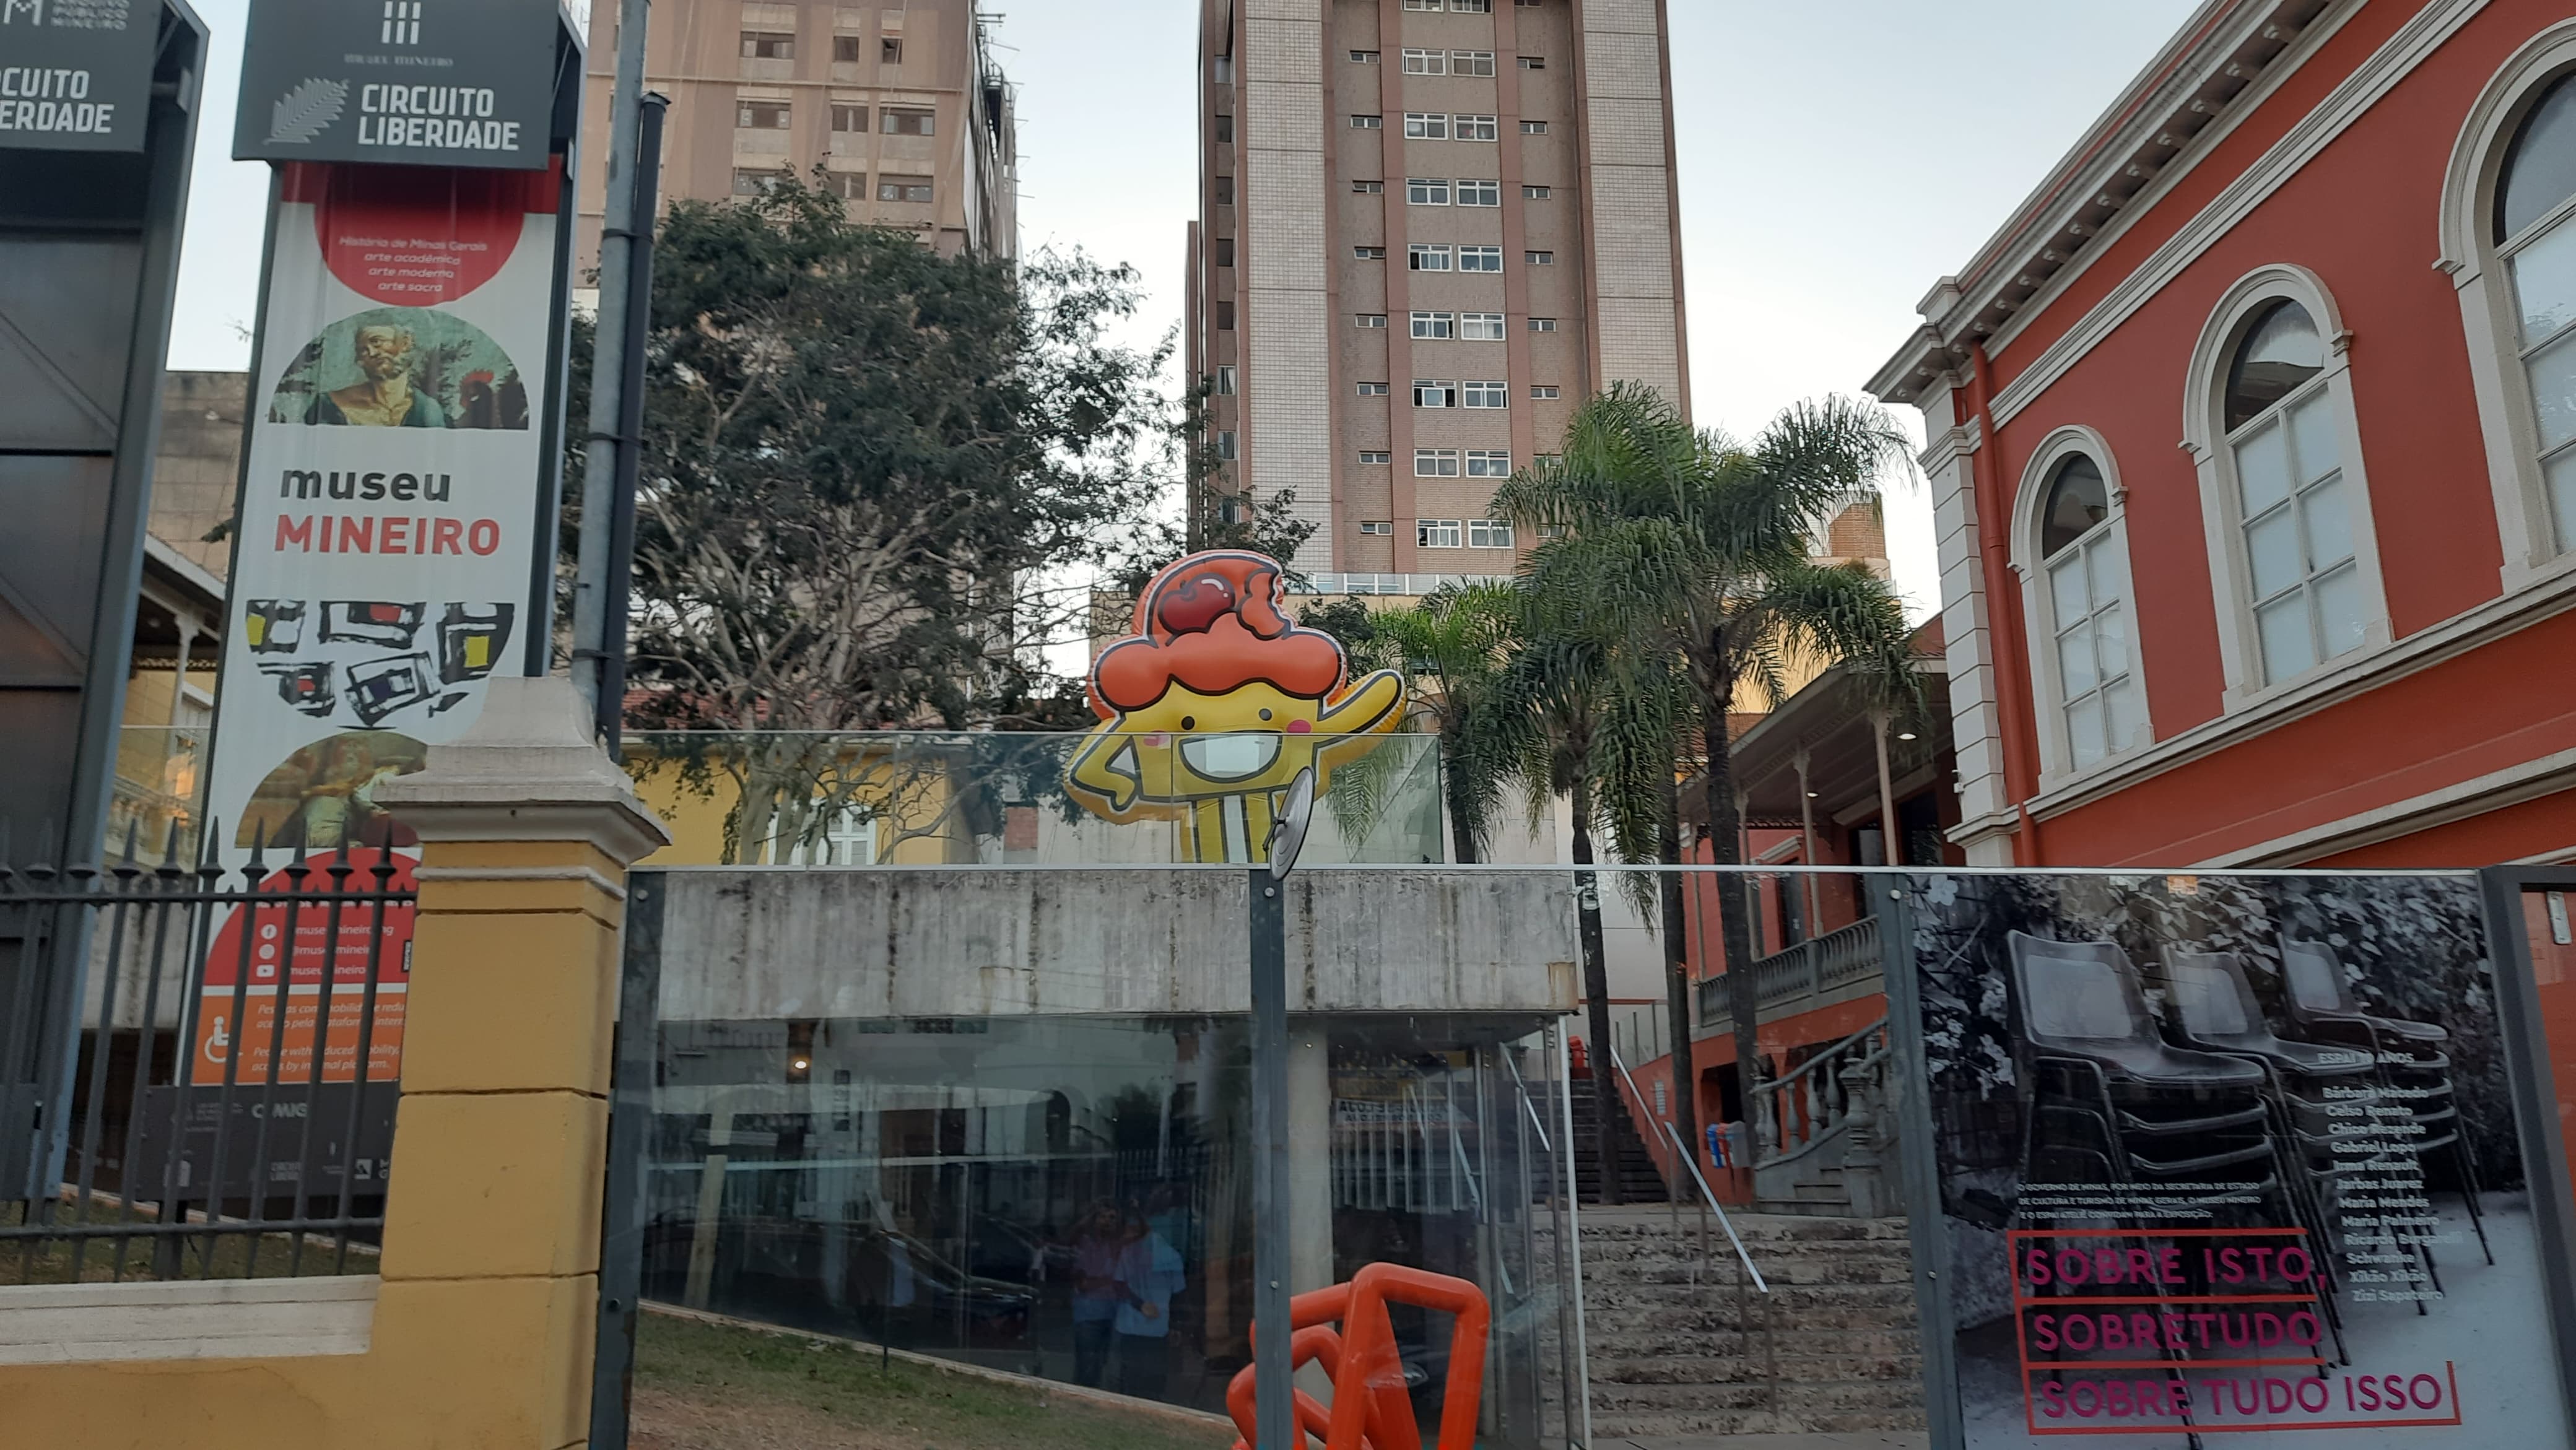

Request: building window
left=732, top=168, right=788, bottom=196
left=1357, top=381, right=1390, bottom=395
left=830, top=103, right=868, bottom=132
left=1353, top=114, right=1384, bottom=129
left=1520, top=119, right=1549, bottom=134
left=1353, top=180, right=1385, bottom=194
left=1354, top=245, right=1386, bottom=259
left=1215, top=431, right=1238, bottom=461
left=1415, top=451, right=1462, bottom=478
left=1518, top=54, right=1546, bottom=70
left=1214, top=301, right=1235, bottom=330
left=1461, top=312, right=1507, bottom=340
left=1215, top=113, right=1234, bottom=143
left=1215, top=365, right=1237, bottom=395
left=1357, top=314, right=1389, bottom=329
left=1214, top=237, right=1234, bottom=267
left=877, top=175, right=933, bottom=202
left=882, top=107, right=934, bottom=136
left=1453, top=0, right=1493, bottom=11
left=1407, top=178, right=1451, bottom=206
left=1528, top=317, right=1558, bottom=332
left=1530, top=384, right=1559, bottom=399
left=1212, top=54, right=1234, bottom=83
left=1410, top=311, right=1456, bottom=339
left=1409, top=243, right=1453, bottom=272
left=738, top=101, right=790, bottom=129
left=1453, top=51, right=1497, bottom=77
left=1463, top=380, right=1507, bottom=409
left=2034, top=453, right=2141, bottom=770
left=1413, top=380, right=1457, bottom=408
left=1456, top=115, right=1499, bottom=142
left=1457, top=180, right=1500, bottom=207
left=2219, top=299, right=2363, bottom=685
left=1419, top=518, right=1464, bottom=545
left=1525, top=250, right=1556, bottom=266
left=833, top=36, right=865, bottom=63
left=740, top=30, right=793, bottom=59
left=824, top=171, right=868, bottom=199
left=1458, top=245, right=1502, bottom=272
left=1523, top=185, right=1551, bottom=199
left=1351, top=50, right=1380, bottom=64
left=1360, top=451, right=1393, bottom=465
left=881, top=38, right=903, bottom=63
left=1359, top=521, right=1394, bottom=536
left=2496, top=71, right=2576, bottom=555
left=1214, top=175, right=1234, bottom=205
left=1403, top=0, right=1442, bottom=9
left=1404, top=113, right=1449, bottom=140
left=1466, top=448, right=1512, bottom=477
left=1403, top=49, right=1449, bottom=76
left=1468, top=519, right=1514, bottom=547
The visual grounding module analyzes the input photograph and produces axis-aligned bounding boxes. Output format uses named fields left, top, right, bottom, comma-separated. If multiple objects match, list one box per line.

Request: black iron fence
left=0, top=825, right=415, bottom=1284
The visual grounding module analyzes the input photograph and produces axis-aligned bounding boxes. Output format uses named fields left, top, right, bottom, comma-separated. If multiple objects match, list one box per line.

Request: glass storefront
left=642, top=1012, right=1577, bottom=1443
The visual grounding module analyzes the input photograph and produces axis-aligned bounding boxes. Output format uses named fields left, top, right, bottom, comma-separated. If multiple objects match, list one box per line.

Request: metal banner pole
left=1248, top=866, right=1292, bottom=1450
left=590, top=869, right=667, bottom=1450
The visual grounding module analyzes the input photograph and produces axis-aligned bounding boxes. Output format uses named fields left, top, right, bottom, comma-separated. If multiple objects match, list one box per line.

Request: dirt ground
left=629, top=1311, right=1234, bottom=1450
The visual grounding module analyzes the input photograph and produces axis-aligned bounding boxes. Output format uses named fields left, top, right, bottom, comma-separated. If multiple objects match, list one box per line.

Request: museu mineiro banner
left=193, top=160, right=561, bottom=1087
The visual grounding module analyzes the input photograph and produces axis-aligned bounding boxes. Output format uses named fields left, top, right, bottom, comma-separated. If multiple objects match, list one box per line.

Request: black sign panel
left=0, top=0, right=162, bottom=152
left=136, top=1083, right=399, bottom=1199
left=233, top=0, right=557, bottom=171
left=1893, top=872, right=2576, bottom=1446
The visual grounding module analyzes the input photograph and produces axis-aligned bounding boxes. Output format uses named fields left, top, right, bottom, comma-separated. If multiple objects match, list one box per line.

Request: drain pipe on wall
left=1965, top=344, right=2045, bottom=866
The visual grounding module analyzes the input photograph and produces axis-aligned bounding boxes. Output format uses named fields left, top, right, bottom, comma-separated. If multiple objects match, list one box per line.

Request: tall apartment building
left=576, top=0, right=1018, bottom=276
left=1188, top=0, right=1689, bottom=586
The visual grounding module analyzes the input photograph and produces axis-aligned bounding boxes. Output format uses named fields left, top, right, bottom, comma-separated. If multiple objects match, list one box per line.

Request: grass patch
left=0, top=1196, right=378, bottom=1285
left=633, top=1311, right=1232, bottom=1450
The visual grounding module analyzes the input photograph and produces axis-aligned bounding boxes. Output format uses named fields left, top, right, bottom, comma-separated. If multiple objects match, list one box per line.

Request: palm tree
left=1481, top=563, right=1689, bottom=1202
left=1370, top=582, right=1521, bottom=863
left=1494, top=382, right=1917, bottom=1176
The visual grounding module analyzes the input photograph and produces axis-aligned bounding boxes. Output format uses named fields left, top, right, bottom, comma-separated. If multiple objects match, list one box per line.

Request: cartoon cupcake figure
left=1067, top=551, right=1405, bottom=862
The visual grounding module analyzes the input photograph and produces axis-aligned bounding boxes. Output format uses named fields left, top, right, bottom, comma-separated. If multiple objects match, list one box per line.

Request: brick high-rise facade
left=577, top=0, right=1017, bottom=277
left=1189, top=0, right=1690, bottom=586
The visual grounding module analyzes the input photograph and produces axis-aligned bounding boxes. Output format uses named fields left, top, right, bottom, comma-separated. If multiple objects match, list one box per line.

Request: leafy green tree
left=1368, top=583, right=1522, bottom=864
left=1494, top=382, right=1916, bottom=1168
left=564, top=175, right=1171, bottom=858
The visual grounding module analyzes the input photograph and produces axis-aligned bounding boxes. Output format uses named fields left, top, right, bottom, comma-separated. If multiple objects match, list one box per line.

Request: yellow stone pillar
left=370, top=677, right=672, bottom=1449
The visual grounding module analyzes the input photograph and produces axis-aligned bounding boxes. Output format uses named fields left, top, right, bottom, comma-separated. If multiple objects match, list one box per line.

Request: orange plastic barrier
left=1226, top=1264, right=1489, bottom=1450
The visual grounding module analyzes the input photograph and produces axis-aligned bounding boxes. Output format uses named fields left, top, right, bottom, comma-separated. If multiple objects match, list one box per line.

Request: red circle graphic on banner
left=285, top=162, right=555, bottom=306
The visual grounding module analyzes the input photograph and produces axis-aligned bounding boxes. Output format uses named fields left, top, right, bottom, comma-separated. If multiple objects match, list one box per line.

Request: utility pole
left=573, top=0, right=657, bottom=736
left=1248, top=768, right=1316, bottom=1449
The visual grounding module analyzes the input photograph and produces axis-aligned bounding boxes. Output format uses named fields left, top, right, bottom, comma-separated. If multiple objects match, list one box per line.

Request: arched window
left=2015, top=430, right=2149, bottom=779
left=2221, top=300, right=2364, bottom=685
left=2496, top=72, right=2576, bottom=552
left=2035, top=456, right=2140, bottom=770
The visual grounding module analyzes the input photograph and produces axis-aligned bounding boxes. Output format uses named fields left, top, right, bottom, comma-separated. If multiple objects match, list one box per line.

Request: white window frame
left=2011, top=427, right=2154, bottom=784
left=1455, top=115, right=1499, bottom=142
left=1215, top=430, right=1238, bottom=460
left=1468, top=519, right=1514, bottom=548
left=1520, top=119, right=1548, bottom=135
left=765, top=808, right=877, bottom=867
left=1415, top=450, right=1462, bottom=478
left=2439, top=22, right=2576, bottom=591
left=1403, top=111, right=1449, bottom=140
left=1523, top=185, right=1551, bottom=198
left=1354, top=245, right=1386, bottom=259
left=1456, top=180, right=1501, bottom=207
left=1458, top=245, right=1503, bottom=273
left=1528, top=317, right=1557, bottom=332
left=1461, top=312, right=1507, bottom=341
left=1452, top=51, right=1497, bottom=77
left=1214, top=365, right=1236, bottom=395
left=1401, top=48, right=1448, bottom=76
left=1418, top=518, right=1464, bottom=547
left=1359, top=451, right=1393, bottom=465
left=1407, top=178, right=1452, bottom=206
left=1408, top=243, right=1453, bottom=272
left=1526, top=250, right=1556, bottom=266
left=1351, top=113, right=1383, bottom=129
left=1356, top=313, right=1388, bottom=328
left=1451, top=0, right=1493, bottom=12
left=1359, top=520, right=1394, bottom=536
left=1411, top=311, right=1456, bottom=340
left=1462, top=380, right=1507, bottom=409
left=1465, top=448, right=1512, bottom=477
left=1356, top=381, right=1390, bottom=396
left=1412, top=379, right=1456, bottom=409
left=1530, top=384, right=1559, bottom=399
left=2181, top=264, right=2393, bottom=709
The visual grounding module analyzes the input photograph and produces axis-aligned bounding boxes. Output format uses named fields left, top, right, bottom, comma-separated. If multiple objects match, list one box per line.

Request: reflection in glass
left=2224, top=300, right=2325, bottom=433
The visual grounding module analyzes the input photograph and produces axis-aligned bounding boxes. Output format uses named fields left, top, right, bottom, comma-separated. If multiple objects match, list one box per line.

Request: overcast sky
left=166, top=0, right=2203, bottom=615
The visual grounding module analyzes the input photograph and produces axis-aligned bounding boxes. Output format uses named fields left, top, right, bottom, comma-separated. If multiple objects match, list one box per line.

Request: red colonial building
left=1869, top=0, right=2576, bottom=870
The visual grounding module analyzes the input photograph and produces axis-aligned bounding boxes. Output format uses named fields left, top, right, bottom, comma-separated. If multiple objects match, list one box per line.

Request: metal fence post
left=590, top=870, right=666, bottom=1450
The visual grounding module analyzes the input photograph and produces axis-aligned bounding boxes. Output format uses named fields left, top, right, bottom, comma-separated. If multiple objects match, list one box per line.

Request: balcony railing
left=1696, top=913, right=1884, bottom=1033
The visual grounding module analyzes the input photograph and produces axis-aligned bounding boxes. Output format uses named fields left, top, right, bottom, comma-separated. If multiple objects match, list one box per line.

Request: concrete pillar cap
left=373, top=677, right=673, bottom=864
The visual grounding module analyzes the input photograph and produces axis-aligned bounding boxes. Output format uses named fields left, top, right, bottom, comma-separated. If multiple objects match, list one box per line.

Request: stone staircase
left=1574, top=1207, right=1925, bottom=1438
left=1568, top=1075, right=1669, bottom=1205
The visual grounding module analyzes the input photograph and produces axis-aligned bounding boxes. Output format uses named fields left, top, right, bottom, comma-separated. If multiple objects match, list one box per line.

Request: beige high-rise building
left=577, top=0, right=1018, bottom=274
left=1188, top=0, right=1689, bottom=588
